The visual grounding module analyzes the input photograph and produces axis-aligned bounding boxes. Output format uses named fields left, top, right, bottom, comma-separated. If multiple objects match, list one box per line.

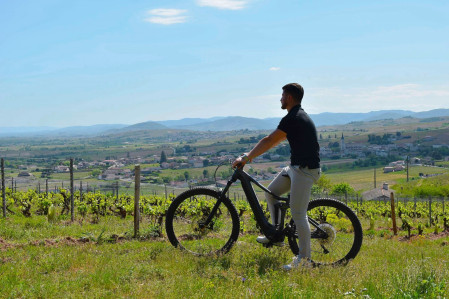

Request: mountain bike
left=165, top=164, right=363, bottom=266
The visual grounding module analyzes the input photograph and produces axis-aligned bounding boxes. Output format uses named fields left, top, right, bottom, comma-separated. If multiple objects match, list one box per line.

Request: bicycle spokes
left=166, top=189, right=240, bottom=256
left=287, top=198, right=363, bottom=266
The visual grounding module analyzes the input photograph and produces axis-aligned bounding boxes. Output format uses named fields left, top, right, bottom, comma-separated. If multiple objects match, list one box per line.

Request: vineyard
left=2, top=187, right=449, bottom=239
left=2, top=187, right=449, bottom=297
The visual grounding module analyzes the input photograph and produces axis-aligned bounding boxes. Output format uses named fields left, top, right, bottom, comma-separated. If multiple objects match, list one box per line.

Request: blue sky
left=1, top=0, right=448, bottom=127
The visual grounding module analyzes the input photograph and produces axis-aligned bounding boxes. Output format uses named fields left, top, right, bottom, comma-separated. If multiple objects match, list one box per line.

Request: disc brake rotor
left=318, top=223, right=337, bottom=246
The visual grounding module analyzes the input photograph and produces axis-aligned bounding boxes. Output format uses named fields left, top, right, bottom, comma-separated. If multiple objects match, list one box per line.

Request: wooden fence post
left=390, top=192, right=397, bottom=235
left=2, top=158, right=6, bottom=218
left=116, top=181, right=119, bottom=201
left=134, top=165, right=141, bottom=238
left=70, top=158, right=74, bottom=222
left=80, top=181, right=83, bottom=202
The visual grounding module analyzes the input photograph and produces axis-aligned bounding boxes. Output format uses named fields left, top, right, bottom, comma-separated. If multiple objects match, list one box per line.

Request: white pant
left=265, top=166, right=321, bottom=259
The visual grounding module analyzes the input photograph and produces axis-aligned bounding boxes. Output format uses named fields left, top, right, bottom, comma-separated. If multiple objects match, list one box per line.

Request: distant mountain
left=413, top=109, right=449, bottom=118
left=52, top=124, right=128, bottom=136
left=0, top=126, right=56, bottom=137
left=305, top=109, right=449, bottom=127
left=176, top=116, right=275, bottom=131
left=1, top=109, right=449, bottom=137
left=157, top=117, right=226, bottom=128
left=152, top=109, right=449, bottom=131
left=0, top=124, right=127, bottom=137
left=113, top=121, right=169, bottom=133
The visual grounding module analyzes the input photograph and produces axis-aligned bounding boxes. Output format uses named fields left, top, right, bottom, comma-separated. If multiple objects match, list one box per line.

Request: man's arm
left=232, top=129, right=287, bottom=168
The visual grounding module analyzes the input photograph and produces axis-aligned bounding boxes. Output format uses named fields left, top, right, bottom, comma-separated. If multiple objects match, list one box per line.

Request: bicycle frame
left=204, top=167, right=326, bottom=244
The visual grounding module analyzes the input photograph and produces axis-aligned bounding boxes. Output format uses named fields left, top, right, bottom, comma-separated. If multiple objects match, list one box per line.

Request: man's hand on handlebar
left=232, top=153, right=250, bottom=169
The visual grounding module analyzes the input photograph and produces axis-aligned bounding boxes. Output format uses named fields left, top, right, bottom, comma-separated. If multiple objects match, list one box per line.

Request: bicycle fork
left=198, top=176, right=235, bottom=230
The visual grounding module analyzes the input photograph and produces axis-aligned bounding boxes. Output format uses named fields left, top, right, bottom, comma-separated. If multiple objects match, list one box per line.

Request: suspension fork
left=199, top=176, right=236, bottom=229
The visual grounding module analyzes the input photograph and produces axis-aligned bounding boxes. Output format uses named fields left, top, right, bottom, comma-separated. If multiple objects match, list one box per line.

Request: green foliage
left=393, top=173, right=449, bottom=197
left=47, top=204, right=56, bottom=222
left=90, top=169, right=101, bottom=177
left=313, top=174, right=332, bottom=194
left=330, top=182, right=355, bottom=196
left=160, top=151, right=167, bottom=163
left=368, top=133, right=393, bottom=145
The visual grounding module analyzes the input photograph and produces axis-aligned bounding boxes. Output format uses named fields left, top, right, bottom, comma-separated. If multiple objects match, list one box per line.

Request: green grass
left=325, top=165, right=447, bottom=192
left=1, top=215, right=449, bottom=298
left=436, top=161, right=449, bottom=168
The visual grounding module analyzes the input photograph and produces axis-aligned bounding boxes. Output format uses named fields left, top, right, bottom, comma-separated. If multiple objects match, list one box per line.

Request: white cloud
left=269, top=67, right=280, bottom=71
left=145, top=9, right=188, bottom=25
left=196, top=0, right=249, bottom=10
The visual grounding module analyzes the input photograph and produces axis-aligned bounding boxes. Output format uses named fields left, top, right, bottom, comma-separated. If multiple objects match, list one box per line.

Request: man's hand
left=232, top=154, right=249, bottom=168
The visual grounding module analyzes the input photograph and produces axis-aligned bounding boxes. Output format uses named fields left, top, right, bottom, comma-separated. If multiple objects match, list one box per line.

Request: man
left=232, top=83, right=320, bottom=270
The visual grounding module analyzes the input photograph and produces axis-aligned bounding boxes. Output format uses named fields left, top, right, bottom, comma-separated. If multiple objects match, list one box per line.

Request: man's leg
left=288, top=167, right=321, bottom=259
left=265, top=167, right=291, bottom=225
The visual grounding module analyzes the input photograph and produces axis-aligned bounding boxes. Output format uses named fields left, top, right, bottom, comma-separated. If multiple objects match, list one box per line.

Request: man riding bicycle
left=232, top=83, right=320, bottom=270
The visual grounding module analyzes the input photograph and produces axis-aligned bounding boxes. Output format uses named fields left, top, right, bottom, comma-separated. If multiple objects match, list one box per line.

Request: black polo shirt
left=277, top=105, right=320, bottom=168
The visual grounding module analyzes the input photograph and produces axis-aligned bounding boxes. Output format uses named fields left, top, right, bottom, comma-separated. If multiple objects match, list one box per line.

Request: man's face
left=280, top=92, right=289, bottom=110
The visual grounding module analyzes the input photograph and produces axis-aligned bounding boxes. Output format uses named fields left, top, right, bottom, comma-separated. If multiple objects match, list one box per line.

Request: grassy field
left=1, top=215, right=449, bottom=298
left=436, top=161, right=449, bottom=168
left=326, top=165, right=447, bottom=192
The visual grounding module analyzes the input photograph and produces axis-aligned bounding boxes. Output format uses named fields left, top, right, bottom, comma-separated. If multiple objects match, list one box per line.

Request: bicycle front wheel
left=287, top=198, right=363, bottom=266
left=165, top=188, right=240, bottom=256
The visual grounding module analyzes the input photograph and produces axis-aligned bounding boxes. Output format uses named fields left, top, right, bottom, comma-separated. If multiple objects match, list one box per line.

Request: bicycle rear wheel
left=287, top=198, right=363, bottom=266
left=165, top=188, right=240, bottom=256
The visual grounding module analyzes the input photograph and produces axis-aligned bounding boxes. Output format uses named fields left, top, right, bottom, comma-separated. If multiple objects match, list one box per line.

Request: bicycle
left=165, top=164, right=363, bottom=266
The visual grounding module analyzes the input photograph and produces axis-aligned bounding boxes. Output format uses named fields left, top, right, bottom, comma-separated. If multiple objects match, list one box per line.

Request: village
left=10, top=131, right=448, bottom=192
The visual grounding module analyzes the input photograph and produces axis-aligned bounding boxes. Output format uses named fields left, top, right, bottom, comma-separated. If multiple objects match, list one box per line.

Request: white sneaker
left=283, top=256, right=312, bottom=271
left=256, top=236, right=284, bottom=247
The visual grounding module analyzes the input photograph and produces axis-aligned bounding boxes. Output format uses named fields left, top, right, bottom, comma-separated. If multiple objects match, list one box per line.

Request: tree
left=203, top=169, right=209, bottom=178
left=160, top=151, right=167, bottom=163
left=91, top=169, right=101, bottom=178
left=315, top=174, right=332, bottom=193
left=184, top=171, right=190, bottom=181
left=330, top=182, right=354, bottom=196
left=203, top=159, right=210, bottom=167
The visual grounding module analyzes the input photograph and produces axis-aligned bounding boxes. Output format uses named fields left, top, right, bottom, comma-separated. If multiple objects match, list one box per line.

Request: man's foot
left=283, top=256, right=312, bottom=271
left=256, top=236, right=284, bottom=247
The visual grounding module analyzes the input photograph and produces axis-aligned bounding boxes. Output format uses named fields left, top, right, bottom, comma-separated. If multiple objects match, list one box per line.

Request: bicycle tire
left=165, top=188, right=240, bottom=256
left=287, top=198, right=363, bottom=266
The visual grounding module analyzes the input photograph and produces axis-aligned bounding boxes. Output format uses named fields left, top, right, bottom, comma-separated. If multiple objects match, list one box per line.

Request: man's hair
left=282, top=83, right=304, bottom=103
